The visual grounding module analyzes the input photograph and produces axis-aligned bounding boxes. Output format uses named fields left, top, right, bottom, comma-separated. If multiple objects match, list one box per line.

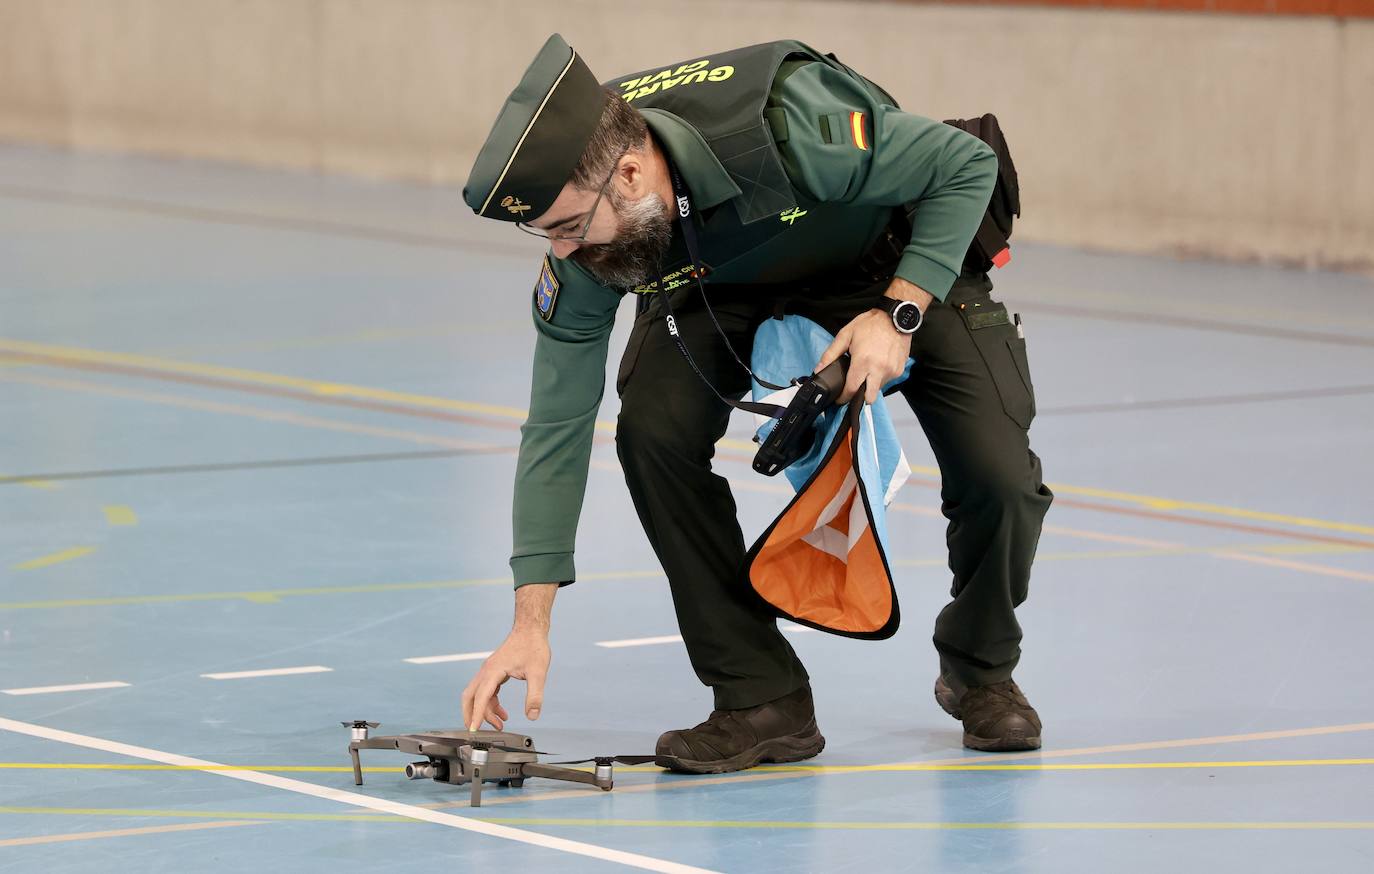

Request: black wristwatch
left=874, top=295, right=923, bottom=334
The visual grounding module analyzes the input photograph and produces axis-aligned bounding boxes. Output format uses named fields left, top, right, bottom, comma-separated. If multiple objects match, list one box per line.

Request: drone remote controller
left=752, top=356, right=849, bottom=476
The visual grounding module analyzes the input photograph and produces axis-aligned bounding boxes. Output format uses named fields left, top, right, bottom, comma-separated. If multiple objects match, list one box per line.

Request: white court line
left=781, top=625, right=815, bottom=635
left=2, top=681, right=130, bottom=696
left=404, top=651, right=493, bottom=665
left=596, top=635, right=683, bottom=649
left=200, top=666, right=332, bottom=680
left=0, top=716, right=718, bottom=874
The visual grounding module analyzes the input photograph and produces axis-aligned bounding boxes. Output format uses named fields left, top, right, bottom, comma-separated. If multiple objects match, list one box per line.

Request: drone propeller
left=343, top=721, right=381, bottom=743
left=549, top=755, right=661, bottom=767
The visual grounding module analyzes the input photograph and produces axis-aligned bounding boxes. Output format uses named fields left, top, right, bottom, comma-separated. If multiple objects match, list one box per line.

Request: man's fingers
left=485, top=693, right=505, bottom=731
left=864, top=377, right=880, bottom=404
left=460, top=678, right=478, bottom=729
left=467, top=672, right=506, bottom=732
left=840, top=361, right=870, bottom=404
left=524, top=662, right=547, bottom=720
left=815, top=329, right=851, bottom=373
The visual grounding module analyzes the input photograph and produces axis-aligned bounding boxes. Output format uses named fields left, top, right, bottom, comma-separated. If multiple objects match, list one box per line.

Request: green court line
left=7, top=536, right=1369, bottom=611
left=2, top=807, right=1371, bottom=831
left=0, top=806, right=407, bottom=823
left=5, top=336, right=1371, bottom=541
left=0, top=577, right=507, bottom=609
left=0, top=764, right=397, bottom=773
left=0, top=570, right=661, bottom=611
left=4, top=758, right=1370, bottom=775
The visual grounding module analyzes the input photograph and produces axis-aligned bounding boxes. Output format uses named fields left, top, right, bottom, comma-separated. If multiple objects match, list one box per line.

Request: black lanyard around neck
left=658, top=160, right=789, bottom=419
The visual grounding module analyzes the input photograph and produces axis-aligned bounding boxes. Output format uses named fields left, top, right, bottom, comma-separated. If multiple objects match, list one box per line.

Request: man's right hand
left=460, top=582, right=558, bottom=731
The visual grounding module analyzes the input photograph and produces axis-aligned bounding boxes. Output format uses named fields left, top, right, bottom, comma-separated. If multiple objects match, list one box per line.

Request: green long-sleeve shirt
left=509, top=60, right=996, bottom=587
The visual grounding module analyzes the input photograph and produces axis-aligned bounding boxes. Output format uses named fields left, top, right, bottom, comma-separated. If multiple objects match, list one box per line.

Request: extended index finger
left=467, top=669, right=507, bottom=732
left=814, top=328, right=852, bottom=373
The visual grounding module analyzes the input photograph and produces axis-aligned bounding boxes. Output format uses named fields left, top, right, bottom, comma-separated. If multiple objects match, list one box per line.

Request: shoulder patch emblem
left=534, top=256, right=560, bottom=322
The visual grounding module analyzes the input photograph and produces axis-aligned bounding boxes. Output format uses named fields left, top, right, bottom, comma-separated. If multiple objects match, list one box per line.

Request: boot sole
left=934, top=677, right=1042, bottom=752
left=656, top=727, right=826, bottom=775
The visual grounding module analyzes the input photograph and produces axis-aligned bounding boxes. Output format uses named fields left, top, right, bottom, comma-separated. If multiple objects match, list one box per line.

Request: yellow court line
left=12, top=546, right=96, bottom=572
left=3, top=758, right=1370, bottom=775
left=2, top=807, right=1370, bottom=832
left=0, top=569, right=659, bottom=610
left=102, top=505, right=138, bottom=526
left=1043, top=482, right=1374, bottom=538
left=0, top=763, right=395, bottom=773
left=475, top=818, right=1374, bottom=831
left=0, top=806, right=407, bottom=824
left=491, top=720, right=1374, bottom=805
left=5, top=337, right=1371, bottom=540
left=0, top=338, right=530, bottom=421
left=4, top=536, right=1368, bottom=611
left=1214, top=550, right=1374, bottom=583
left=0, top=371, right=498, bottom=453
left=0, top=820, right=260, bottom=848
left=723, top=758, right=1374, bottom=774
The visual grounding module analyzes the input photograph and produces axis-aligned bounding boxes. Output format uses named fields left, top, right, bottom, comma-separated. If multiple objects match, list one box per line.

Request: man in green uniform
left=460, top=34, right=1053, bottom=772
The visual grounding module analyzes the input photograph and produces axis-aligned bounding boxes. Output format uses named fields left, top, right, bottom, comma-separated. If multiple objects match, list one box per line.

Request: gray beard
left=571, top=191, right=672, bottom=289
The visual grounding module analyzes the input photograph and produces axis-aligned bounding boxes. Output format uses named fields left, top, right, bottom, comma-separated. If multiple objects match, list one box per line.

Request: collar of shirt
left=641, top=108, right=742, bottom=212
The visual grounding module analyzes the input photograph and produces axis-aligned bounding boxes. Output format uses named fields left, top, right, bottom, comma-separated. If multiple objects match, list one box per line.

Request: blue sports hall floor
left=2, top=144, right=1372, bottom=873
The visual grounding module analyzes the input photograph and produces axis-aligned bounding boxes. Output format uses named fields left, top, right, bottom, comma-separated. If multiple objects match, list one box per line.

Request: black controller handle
left=752, top=357, right=849, bottom=476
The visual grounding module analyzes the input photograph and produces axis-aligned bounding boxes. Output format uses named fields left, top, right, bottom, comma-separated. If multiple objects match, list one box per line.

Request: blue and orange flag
left=744, top=317, right=911, bottom=639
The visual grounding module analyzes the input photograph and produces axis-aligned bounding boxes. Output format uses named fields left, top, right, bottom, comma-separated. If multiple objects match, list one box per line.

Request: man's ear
left=616, top=151, right=646, bottom=198
left=615, top=135, right=656, bottom=198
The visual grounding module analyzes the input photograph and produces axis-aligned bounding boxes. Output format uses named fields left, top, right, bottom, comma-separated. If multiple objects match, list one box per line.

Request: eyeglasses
left=516, top=155, right=623, bottom=243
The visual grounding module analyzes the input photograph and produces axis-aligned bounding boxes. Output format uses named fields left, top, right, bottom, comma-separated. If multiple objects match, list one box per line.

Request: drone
left=344, top=721, right=660, bottom=807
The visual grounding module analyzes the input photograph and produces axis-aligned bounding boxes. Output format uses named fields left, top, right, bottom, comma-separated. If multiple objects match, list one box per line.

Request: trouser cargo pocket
left=955, top=298, right=1036, bottom=430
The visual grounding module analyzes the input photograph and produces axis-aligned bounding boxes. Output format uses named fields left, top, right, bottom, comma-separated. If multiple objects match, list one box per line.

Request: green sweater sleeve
left=773, top=62, right=998, bottom=300
left=509, top=255, right=622, bottom=588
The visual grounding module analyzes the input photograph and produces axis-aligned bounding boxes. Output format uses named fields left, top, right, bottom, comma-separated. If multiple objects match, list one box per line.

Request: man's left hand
left=815, top=279, right=933, bottom=404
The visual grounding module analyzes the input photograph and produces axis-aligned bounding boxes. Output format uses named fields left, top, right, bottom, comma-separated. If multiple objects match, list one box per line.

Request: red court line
left=8, top=349, right=1370, bottom=549
left=909, top=0, right=1374, bottom=17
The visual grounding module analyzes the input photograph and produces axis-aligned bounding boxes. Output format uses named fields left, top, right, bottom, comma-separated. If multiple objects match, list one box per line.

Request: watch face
left=892, top=300, right=922, bottom=332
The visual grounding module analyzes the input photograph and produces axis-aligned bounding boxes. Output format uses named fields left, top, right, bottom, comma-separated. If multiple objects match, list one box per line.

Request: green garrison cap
left=463, top=34, right=605, bottom=223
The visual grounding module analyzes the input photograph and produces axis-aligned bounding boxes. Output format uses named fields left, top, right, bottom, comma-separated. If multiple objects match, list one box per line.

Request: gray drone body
left=344, top=721, right=653, bottom=807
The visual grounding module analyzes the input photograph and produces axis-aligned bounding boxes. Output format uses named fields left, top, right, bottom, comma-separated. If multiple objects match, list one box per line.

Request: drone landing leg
left=350, top=748, right=363, bottom=786
left=469, top=767, right=483, bottom=808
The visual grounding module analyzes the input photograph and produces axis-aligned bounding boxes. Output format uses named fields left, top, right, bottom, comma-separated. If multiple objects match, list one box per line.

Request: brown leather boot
left=655, top=684, right=826, bottom=774
left=935, top=675, right=1042, bottom=752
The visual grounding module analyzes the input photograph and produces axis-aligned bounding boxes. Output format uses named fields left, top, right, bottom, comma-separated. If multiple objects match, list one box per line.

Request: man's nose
left=549, top=239, right=581, bottom=259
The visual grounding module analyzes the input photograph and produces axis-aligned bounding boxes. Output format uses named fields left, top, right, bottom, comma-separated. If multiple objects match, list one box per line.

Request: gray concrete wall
left=0, top=0, right=1370, bottom=270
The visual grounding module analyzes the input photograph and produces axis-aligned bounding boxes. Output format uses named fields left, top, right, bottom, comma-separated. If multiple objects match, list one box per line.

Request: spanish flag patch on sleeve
left=534, top=255, right=560, bottom=322
left=849, top=111, right=869, bottom=151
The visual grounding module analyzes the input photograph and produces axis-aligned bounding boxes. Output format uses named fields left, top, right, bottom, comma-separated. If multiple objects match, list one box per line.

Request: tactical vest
left=609, top=43, right=1017, bottom=285
left=607, top=40, right=882, bottom=226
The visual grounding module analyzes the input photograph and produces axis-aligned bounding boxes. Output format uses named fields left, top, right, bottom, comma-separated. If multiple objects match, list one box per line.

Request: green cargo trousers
left=614, top=274, right=1053, bottom=710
